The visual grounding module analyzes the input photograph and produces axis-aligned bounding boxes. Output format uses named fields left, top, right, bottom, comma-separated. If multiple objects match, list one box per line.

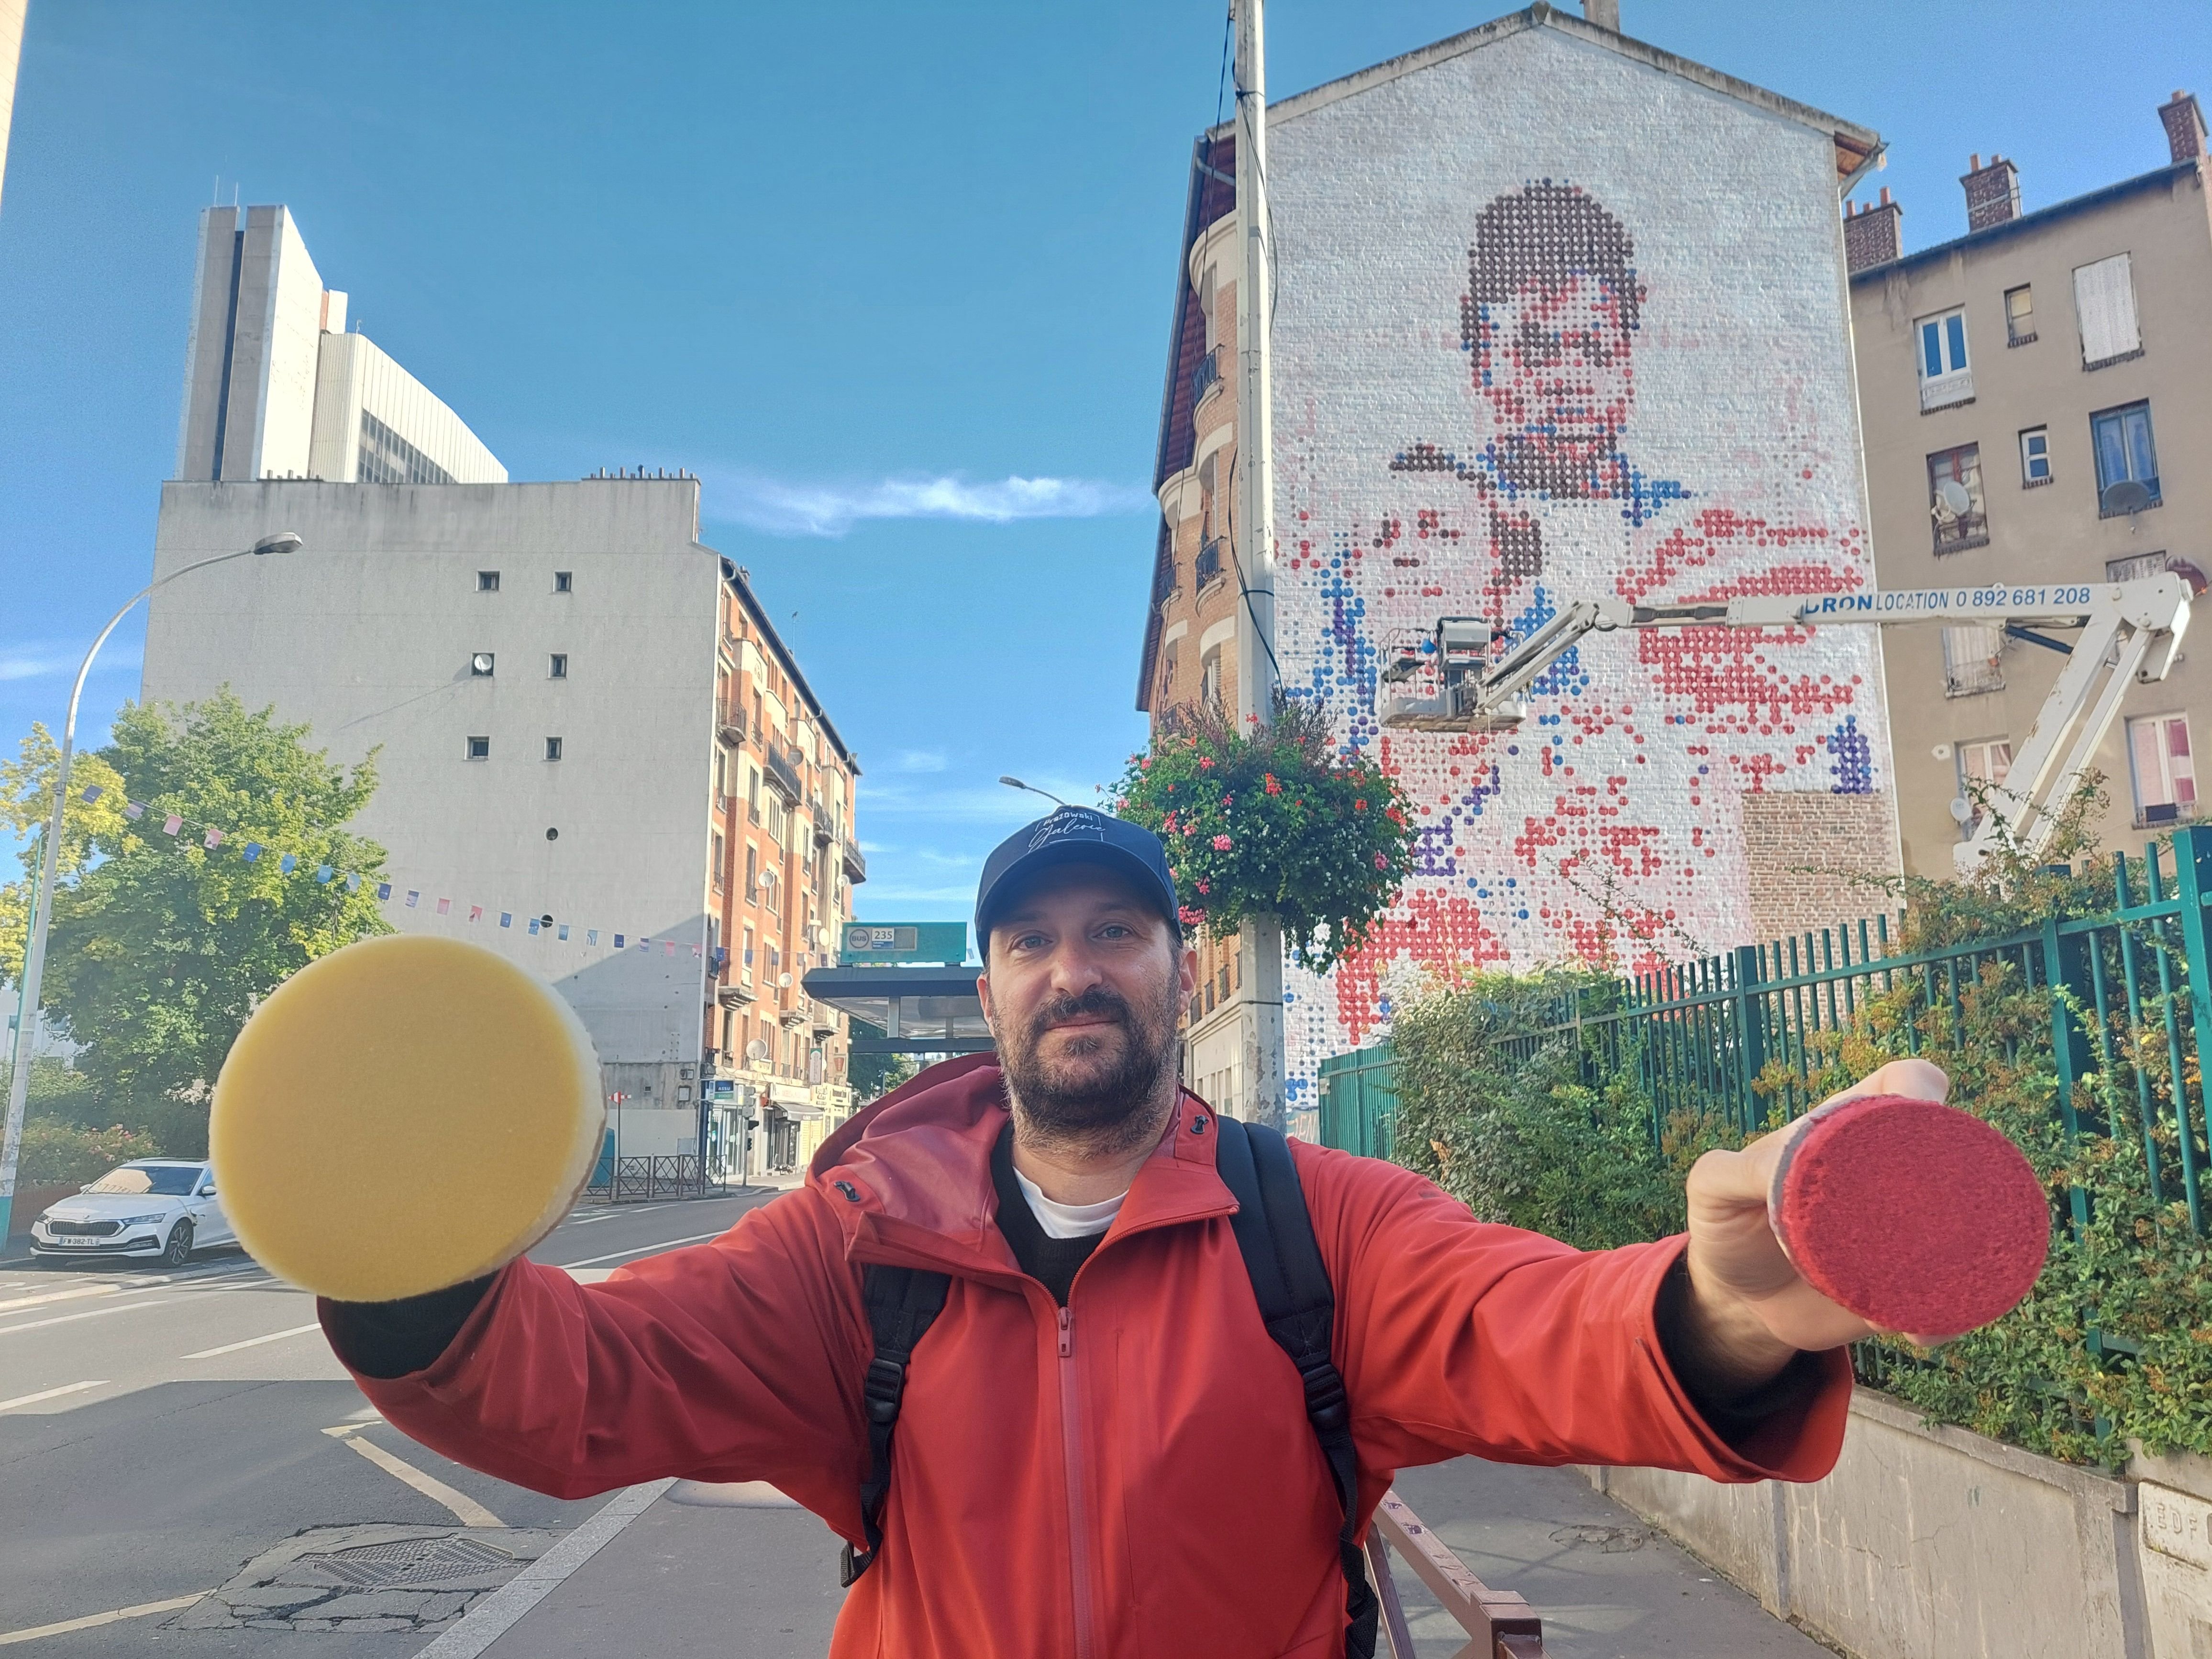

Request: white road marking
left=0, top=1297, right=181, bottom=1336
left=554, top=1230, right=728, bottom=1269
left=0, top=1593, right=206, bottom=1646
left=0, top=1283, right=118, bottom=1315
left=0, top=1380, right=106, bottom=1412
left=181, top=1321, right=321, bottom=1360
left=414, top=1479, right=674, bottom=1658
left=340, top=1433, right=505, bottom=1527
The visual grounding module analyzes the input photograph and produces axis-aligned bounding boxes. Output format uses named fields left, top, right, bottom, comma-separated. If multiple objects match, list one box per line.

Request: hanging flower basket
left=1112, top=697, right=1414, bottom=974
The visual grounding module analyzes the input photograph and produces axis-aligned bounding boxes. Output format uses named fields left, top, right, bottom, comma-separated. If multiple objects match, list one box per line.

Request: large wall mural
left=1264, top=30, right=1889, bottom=1113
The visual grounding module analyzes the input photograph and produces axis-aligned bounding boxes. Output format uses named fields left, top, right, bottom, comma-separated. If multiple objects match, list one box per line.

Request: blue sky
left=1, top=0, right=2205, bottom=922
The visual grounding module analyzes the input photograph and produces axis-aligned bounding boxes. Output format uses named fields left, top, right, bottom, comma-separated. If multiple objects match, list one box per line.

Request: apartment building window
left=2015, top=428, right=2052, bottom=487
left=748, top=766, right=762, bottom=825
left=1917, top=308, right=1972, bottom=411
left=712, top=832, right=725, bottom=890
left=544, top=737, right=563, bottom=761
left=721, top=1009, right=733, bottom=1055
left=1941, top=625, right=2005, bottom=697
left=2092, top=401, right=2160, bottom=515
left=476, top=571, right=500, bottom=592
left=1200, top=644, right=1224, bottom=708
left=549, top=653, right=567, bottom=678
left=714, top=749, right=728, bottom=800
left=1927, top=445, right=1988, bottom=553
left=765, top=869, right=781, bottom=914
left=742, top=926, right=754, bottom=968
left=745, top=844, right=757, bottom=901
left=2128, top=713, right=2198, bottom=826
left=1955, top=738, right=2013, bottom=835
left=2004, top=285, right=2035, bottom=346
left=466, top=736, right=490, bottom=760
left=2107, top=552, right=2209, bottom=595
left=553, top=571, right=573, bottom=593
left=2073, top=253, right=2142, bottom=369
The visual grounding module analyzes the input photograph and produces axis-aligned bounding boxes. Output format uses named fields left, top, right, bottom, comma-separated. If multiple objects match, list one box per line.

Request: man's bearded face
left=982, top=866, right=1187, bottom=1143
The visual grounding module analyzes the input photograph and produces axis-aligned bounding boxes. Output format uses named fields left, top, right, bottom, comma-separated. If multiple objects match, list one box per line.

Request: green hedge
left=1388, top=855, right=2212, bottom=1466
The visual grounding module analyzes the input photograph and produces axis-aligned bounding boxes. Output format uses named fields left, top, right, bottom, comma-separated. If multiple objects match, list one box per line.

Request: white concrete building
left=176, top=206, right=504, bottom=487
left=140, top=477, right=864, bottom=1178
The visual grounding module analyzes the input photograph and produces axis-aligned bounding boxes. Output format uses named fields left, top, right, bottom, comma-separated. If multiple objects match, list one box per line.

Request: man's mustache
left=1029, top=987, right=1132, bottom=1041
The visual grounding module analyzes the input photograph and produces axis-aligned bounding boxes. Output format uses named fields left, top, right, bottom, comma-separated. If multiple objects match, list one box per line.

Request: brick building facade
left=1139, top=6, right=1902, bottom=1121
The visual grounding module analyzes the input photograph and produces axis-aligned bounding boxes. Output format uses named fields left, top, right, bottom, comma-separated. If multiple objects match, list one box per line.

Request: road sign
left=839, top=922, right=967, bottom=966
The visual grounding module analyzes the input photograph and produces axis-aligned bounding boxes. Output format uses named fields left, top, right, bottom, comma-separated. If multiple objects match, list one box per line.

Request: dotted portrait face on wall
left=1463, top=182, right=1645, bottom=474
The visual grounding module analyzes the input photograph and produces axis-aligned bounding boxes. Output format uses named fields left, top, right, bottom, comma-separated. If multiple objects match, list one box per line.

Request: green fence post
left=2042, top=917, right=2094, bottom=1239
left=1731, top=945, right=1765, bottom=1137
left=2166, top=825, right=2212, bottom=1235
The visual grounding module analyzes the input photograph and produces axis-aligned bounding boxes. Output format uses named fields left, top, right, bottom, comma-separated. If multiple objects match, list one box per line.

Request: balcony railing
left=1195, top=538, right=1226, bottom=587
left=1191, top=345, right=1224, bottom=408
left=764, top=743, right=803, bottom=804
left=843, top=841, right=867, bottom=884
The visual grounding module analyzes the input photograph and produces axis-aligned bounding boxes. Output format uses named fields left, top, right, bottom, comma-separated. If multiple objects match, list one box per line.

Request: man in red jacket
left=323, top=806, right=1946, bottom=1659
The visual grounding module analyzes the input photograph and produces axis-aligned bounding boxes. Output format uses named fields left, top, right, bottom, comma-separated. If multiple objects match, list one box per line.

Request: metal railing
left=582, top=1155, right=714, bottom=1204
left=1196, top=538, right=1225, bottom=587
left=1191, top=345, right=1224, bottom=407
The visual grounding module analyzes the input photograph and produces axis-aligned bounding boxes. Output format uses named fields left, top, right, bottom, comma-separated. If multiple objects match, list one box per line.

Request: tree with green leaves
left=9, top=691, right=391, bottom=1156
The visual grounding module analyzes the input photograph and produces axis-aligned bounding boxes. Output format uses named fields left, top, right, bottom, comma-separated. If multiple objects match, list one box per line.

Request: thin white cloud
left=861, top=776, right=1101, bottom=826
left=0, top=641, right=143, bottom=682
left=703, top=469, right=1152, bottom=538
left=894, top=749, right=949, bottom=774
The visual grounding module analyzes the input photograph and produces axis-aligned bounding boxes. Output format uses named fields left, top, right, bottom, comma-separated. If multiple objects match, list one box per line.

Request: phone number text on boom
left=1800, top=587, right=2096, bottom=617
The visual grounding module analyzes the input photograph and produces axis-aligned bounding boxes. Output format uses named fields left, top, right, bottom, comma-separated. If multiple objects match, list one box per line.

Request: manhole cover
left=171, top=1525, right=563, bottom=1635
left=313, top=1535, right=519, bottom=1589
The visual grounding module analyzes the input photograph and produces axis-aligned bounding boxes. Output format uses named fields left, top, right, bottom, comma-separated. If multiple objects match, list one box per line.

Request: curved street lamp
left=0, top=531, right=303, bottom=1239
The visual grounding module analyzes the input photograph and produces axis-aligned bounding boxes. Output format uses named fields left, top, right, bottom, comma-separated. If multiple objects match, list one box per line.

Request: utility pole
left=1233, top=0, right=1285, bottom=1130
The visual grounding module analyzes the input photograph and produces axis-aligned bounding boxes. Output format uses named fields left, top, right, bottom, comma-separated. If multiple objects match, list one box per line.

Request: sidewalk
left=443, top=1459, right=1831, bottom=1658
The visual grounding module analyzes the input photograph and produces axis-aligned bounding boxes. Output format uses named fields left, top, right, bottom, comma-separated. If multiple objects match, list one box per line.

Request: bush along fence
left=1326, top=822, right=2212, bottom=1465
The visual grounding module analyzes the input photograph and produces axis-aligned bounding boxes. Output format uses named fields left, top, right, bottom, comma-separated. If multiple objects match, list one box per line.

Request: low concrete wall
left=2127, top=1445, right=2212, bottom=1659
left=1583, top=1389, right=2163, bottom=1658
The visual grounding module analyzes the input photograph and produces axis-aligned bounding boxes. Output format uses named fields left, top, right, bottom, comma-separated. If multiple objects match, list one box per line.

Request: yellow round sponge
left=211, top=934, right=605, bottom=1302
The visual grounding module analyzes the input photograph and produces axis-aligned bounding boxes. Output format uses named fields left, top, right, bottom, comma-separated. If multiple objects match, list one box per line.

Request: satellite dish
left=1931, top=743, right=1954, bottom=761
left=2101, top=479, right=2154, bottom=516
left=471, top=652, right=495, bottom=675
left=746, top=1039, right=767, bottom=1061
left=1949, top=797, right=1974, bottom=824
left=2170, top=558, right=2210, bottom=597
left=1936, top=478, right=1974, bottom=516
left=779, top=973, right=793, bottom=987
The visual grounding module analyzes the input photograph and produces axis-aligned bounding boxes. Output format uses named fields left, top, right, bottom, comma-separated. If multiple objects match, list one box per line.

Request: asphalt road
left=0, top=1188, right=777, bottom=1654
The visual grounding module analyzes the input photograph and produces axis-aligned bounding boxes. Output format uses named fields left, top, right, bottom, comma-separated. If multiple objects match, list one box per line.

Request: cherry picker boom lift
left=1380, top=575, right=2194, bottom=876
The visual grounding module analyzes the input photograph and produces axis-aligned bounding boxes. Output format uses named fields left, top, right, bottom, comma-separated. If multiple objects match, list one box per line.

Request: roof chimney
left=1961, top=153, right=2021, bottom=232
left=1583, top=0, right=1620, bottom=30
left=2160, top=90, right=2207, bottom=164
left=1844, top=186, right=1902, bottom=274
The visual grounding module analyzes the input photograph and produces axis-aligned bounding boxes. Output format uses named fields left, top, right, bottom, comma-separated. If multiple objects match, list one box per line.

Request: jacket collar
left=810, top=1055, right=1235, bottom=1280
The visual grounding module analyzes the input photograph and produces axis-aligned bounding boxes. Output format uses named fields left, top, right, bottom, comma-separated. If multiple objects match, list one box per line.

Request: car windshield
left=83, top=1163, right=201, bottom=1197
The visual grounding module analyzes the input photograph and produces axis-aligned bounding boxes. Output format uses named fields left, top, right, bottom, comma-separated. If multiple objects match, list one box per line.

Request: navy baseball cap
left=974, top=807, right=1181, bottom=949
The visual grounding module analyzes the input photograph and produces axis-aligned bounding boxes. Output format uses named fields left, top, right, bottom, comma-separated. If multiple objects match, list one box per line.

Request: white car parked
left=30, top=1158, right=236, bottom=1269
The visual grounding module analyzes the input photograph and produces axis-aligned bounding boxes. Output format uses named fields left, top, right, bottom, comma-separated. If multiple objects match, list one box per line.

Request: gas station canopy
left=802, top=965, right=992, bottom=1055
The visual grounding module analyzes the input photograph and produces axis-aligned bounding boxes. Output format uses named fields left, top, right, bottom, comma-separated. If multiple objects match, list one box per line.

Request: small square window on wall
left=1916, top=308, right=1972, bottom=411
left=549, top=653, right=568, bottom=679
left=1926, top=445, right=1988, bottom=553
left=2072, top=254, right=2142, bottom=369
left=2018, top=427, right=2052, bottom=487
left=477, top=571, right=500, bottom=592
left=466, top=736, right=490, bottom=760
left=545, top=737, right=563, bottom=761
left=2004, top=285, right=2035, bottom=346
left=2092, top=401, right=2160, bottom=515
left=2129, top=712, right=2197, bottom=826
left=553, top=571, right=573, bottom=594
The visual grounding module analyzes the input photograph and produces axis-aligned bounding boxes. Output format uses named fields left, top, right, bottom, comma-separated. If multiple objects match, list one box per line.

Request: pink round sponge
left=1769, top=1094, right=2049, bottom=1338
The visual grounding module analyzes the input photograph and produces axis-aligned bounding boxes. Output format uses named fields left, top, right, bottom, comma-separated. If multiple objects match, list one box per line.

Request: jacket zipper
left=1058, top=1305, right=1099, bottom=1659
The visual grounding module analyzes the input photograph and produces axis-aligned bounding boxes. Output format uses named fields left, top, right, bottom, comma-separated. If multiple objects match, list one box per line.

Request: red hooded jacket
left=332, top=1056, right=1850, bottom=1659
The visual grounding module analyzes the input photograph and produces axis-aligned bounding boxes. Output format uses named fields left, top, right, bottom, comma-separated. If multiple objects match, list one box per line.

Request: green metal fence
left=1317, top=1044, right=1397, bottom=1161
left=1322, top=824, right=2212, bottom=1247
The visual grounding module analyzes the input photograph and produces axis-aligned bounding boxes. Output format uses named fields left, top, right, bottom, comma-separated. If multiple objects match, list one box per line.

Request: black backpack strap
left=1214, top=1117, right=1380, bottom=1659
left=840, top=1263, right=951, bottom=1587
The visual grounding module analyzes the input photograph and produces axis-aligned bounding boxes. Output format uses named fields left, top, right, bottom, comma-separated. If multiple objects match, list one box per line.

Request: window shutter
left=2073, top=254, right=2140, bottom=365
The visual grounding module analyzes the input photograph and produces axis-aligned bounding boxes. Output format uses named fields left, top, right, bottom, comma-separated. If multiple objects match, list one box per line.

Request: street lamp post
left=0, top=531, right=303, bottom=1242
